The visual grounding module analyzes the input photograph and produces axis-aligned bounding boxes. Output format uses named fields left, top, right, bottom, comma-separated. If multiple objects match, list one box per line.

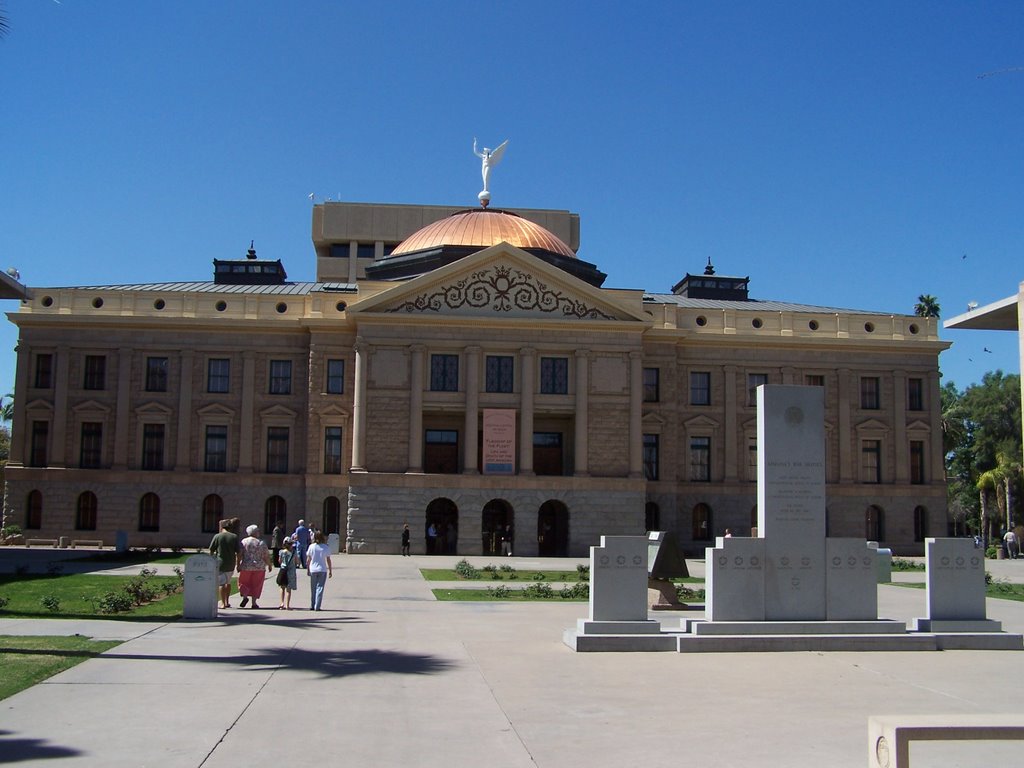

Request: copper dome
left=390, top=209, right=577, bottom=260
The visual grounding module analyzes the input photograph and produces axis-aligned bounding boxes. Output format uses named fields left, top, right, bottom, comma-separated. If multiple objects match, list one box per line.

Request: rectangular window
left=324, top=426, right=343, bottom=474
left=747, top=436, right=758, bottom=481
left=643, top=434, right=659, bottom=480
left=30, top=420, right=49, bottom=467
left=141, top=424, right=165, bottom=471
left=204, top=425, right=227, bottom=472
left=34, top=353, right=53, bottom=389
left=861, top=377, right=880, bottom=409
left=643, top=368, right=660, bottom=403
left=145, top=357, right=169, bottom=392
left=910, top=440, right=925, bottom=485
left=325, top=359, right=345, bottom=394
left=805, top=374, right=825, bottom=388
left=747, top=373, right=768, bottom=406
left=690, top=371, right=711, bottom=406
left=266, top=426, right=289, bottom=473
left=430, top=354, right=459, bottom=392
left=862, top=439, right=881, bottom=483
left=83, top=355, right=106, bottom=390
left=269, top=360, right=292, bottom=395
left=533, top=431, right=564, bottom=476
left=908, top=378, right=924, bottom=411
left=207, top=358, right=230, bottom=393
left=485, top=355, right=515, bottom=393
left=539, top=357, right=568, bottom=394
left=690, top=436, right=711, bottom=482
left=80, top=422, right=103, bottom=469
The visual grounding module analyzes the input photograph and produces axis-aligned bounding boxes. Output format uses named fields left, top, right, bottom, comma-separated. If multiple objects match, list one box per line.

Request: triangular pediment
left=684, top=414, right=720, bottom=431
left=349, top=243, right=648, bottom=323
left=197, top=403, right=236, bottom=420
left=906, top=419, right=931, bottom=433
left=260, top=404, right=298, bottom=420
left=642, top=412, right=667, bottom=427
left=856, top=418, right=890, bottom=433
left=135, top=401, right=173, bottom=417
left=72, top=399, right=111, bottom=416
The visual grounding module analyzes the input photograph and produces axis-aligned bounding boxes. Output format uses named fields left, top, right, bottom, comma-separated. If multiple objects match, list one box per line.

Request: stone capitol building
left=3, top=190, right=948, bottom=556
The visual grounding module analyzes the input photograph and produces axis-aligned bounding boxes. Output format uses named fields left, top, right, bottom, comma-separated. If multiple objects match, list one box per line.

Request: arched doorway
left=692, top=503, right=712, bottom=542
left=645, top=502, right=660, bottom=532
left=323, top=496, right=342, bottom=536
left=866, top=505, right=884, bottom=542
left=482, top=499, right=513, bottom=556
left=264, top=495, right=287, bottom=535
left=913, top=505, right=928, bottom=542
left=537, top=500, right=569, bottom=557
left=425, top=497, right=458, bottom=555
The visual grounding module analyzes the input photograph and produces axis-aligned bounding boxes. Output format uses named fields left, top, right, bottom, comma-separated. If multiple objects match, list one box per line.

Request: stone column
left=238, top=351, right=256, bottom=472
left=175, top=352, right=194, bottom=471
left=464, top=345, right=481, bottom=474
left=574, top=349, right=589, bottom=476
left=724, top=365, right=738, bottom=481
left=892, top=370, right=907, bottom=483
left=781, top=366, right=797, bottom=385
left=112, top=348, right=131, bottom=470
left=837, top=368, right=852, bottom=483
left=351, top=338, right=368, bottom=472
left=519, top=347, right=535, bottom=475
left=407, top=344, right=424, bottom=472
left=629, top=350, right=643, bottom=478
left=9, top=343, right=30, bottom=466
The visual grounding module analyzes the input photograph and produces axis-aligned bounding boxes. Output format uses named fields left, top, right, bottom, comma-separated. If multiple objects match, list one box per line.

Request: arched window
left=139, top=493, right=160, bottom=532
left=692, top=503, right=712, bottom=541
left=645, top=502, right=660, bottom=532
left=264, top=496, right=287, bottom=534
left=866, top=505, right=884, bottom=542
left=322, top=496, right=341, bottom=536
left=76, top=491, right=98, bottom=531
left=25, top=490, right=43, bottom=530
left=201, top=494, right=223, bottom=533
left=913, top=506, right=928, bottom=542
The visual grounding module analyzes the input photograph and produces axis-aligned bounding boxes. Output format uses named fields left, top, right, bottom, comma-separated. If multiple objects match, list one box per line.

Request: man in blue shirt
left=293, top=519, right=311, bottom=569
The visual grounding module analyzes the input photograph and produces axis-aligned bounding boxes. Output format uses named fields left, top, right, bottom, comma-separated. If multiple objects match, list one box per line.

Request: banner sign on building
left=482, top=409, right=516, bottom=474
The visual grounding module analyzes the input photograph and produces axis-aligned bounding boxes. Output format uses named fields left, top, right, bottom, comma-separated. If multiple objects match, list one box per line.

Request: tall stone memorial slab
left=914, top=538, right=1002, bottom=632
left=758, top=385, right=827, bottom=620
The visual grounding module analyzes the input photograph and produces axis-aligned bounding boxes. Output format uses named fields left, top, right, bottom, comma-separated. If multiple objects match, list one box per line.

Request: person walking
left=401, top=523, right=411, bottom=556
left=293, top=519, right=311, bottom=569
left=270, top=520, right=284, bottom=567
left=276, top=536, right=297, bottom=609
left=307, top=531, right=333, bottom=611
left=238, top=524, right=272, bottom=609
left=209, top=518, right=240, bottom=609
left=1004, top=529, right=1019, bottom=559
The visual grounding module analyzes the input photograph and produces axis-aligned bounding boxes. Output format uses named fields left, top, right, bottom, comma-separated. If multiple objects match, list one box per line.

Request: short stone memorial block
left=590, top=535, right=650, bottom=622
left=914, top=538, right=1001, bottom=632
left=183, top=554, right=219, bottom=620
left=705, top=537, right=766, bottom=621
left=826, top=539, right=878, bottom=620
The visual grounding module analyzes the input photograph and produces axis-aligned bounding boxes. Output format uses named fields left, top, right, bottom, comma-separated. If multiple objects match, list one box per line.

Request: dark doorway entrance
left=537, top=500, right=569, bottom=556
left=482, top=499, right=514, bottom=556
left=322, top=496, right=341, bottom=536
left=425, top=497, right=458, bottom=555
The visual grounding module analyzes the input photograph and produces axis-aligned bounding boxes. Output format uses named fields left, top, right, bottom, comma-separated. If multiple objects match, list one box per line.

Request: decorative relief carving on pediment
left=385, top=264, right=615, bottom=320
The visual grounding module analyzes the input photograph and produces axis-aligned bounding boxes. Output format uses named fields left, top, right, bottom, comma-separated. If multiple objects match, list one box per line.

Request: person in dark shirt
left=209, top=518, right=239, bottom=609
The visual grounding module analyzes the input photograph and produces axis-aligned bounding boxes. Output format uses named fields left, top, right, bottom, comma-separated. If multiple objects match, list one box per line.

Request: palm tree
left=914, top=294, right=941, bottom=318
left=977, top=468, right=1001, bottom=547
left=0, top=394, right=11, bottom=423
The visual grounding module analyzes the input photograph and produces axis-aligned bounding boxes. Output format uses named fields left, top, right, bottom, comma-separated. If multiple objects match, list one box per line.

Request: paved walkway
left=1, top=553, right=1023, bottom=767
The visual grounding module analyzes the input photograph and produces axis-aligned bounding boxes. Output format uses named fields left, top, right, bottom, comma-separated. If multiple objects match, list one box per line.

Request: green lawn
left=0, top=635, right=121, bottom=701
left=421, top=567, right=585, bottom=582
left=890, top=581, right=1024, bottom=602
left=433, top=587, right=588, bottom=601
left=0, top=572, right=186, bottom=619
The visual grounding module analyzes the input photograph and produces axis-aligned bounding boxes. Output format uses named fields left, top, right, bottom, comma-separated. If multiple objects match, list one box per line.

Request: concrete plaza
left=1, top=551, right=1023, bottom=767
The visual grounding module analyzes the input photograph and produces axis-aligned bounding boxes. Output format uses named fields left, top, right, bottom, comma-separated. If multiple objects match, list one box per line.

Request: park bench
left=869, top=714, right=1024, bottom=767
left=25, top=538, right=58, bottom=548
left=70, top=539, right=104, bottom=549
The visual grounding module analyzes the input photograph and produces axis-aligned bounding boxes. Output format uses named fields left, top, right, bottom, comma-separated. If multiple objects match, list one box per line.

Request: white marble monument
left=913, top=537, right=1002, bottom=633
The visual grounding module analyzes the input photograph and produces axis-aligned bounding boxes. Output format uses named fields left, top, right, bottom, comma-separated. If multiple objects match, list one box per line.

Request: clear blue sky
left=1, top=1, right=1021, bottom=396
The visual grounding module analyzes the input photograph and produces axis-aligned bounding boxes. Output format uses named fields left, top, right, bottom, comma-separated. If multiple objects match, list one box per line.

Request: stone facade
left=2, top=202, right=949, bottom=555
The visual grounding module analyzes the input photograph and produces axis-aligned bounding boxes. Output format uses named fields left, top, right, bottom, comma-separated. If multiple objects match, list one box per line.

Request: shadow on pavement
left=0, top=730, right=83, bottom=763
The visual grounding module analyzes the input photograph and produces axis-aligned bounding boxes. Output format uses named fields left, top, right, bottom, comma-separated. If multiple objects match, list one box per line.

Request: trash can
left=183, top=554, right=219, bottom=620
left=327, top=532, right=341, bottom=555
left=115, top=530, right=128, bottom=553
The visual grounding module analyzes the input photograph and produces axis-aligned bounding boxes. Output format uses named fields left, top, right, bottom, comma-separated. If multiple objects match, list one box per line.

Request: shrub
left=486, top=585, right=512, bottom=599
left=454, top=559, right=481, bottom=580
left=124, top=576, right=157, bottom=605
left=532, top=572, right=546, bottom=581
left=576, top=564, right=590, bottom=581
left=2, top=524, right=23, bottom=539
left=986, top=546, right=998, bottom=559
left=891, top=558, right=925, bottom=572
left=95, top=591, right=133, bottom=614
left=676, top=585, right=706, bottom=602
left=482, top=564, right=497, bottom=573
left=0, top=595, right=9, bottom=610
left=498, top=564, right=515, bottom=574
left=522, top=582, right=554, bottom=599
left=559, top=582, right=589, bottom=599
left=40, top=595, right=61, bottom=613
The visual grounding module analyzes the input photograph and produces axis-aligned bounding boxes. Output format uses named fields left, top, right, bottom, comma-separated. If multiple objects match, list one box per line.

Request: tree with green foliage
left=943, top=371, right=1022, bottom=544
left=915, top=294, right=941, bottom=318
